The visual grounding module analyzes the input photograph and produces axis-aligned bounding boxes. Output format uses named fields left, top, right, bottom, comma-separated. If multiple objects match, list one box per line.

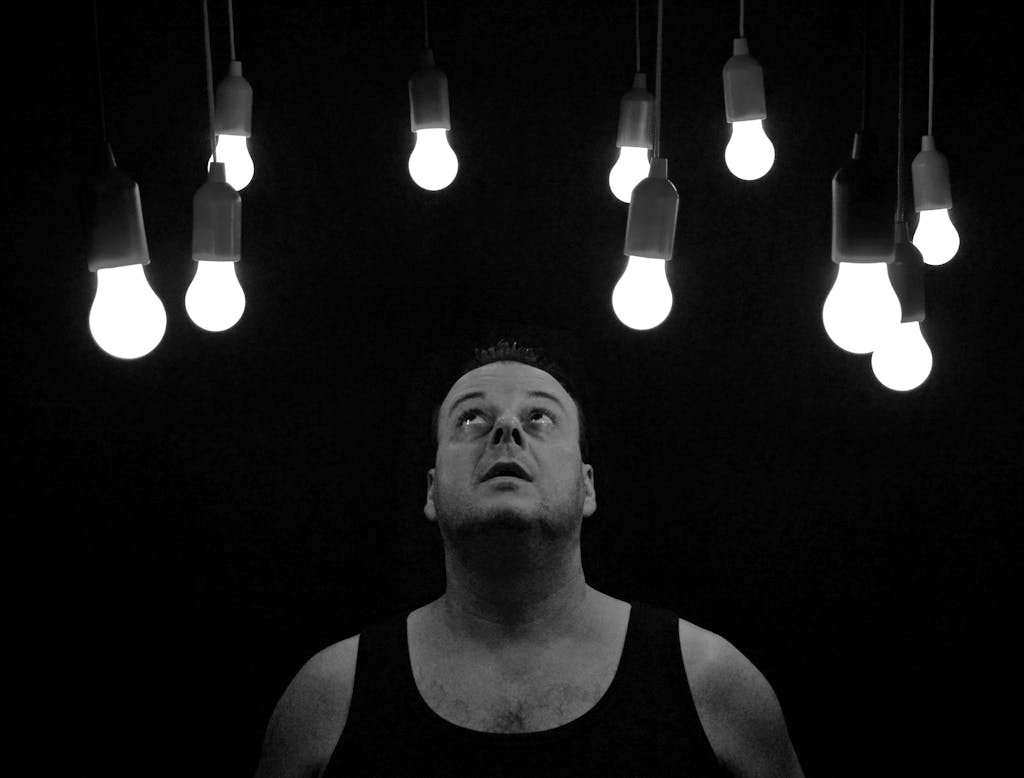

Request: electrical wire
left=634, top=0, right=640, bottom=73
left=424, top=0, right=430, bottom=49
left=896, top=0, right=906, bottom=224
left=91, top=0, right=107, bottom=145
left=203, top=0, right=217, bottom=162
left=228, top=0, right=236, bottom=61
left=927, top=0, right=935, bottom=136
left=860, top=0, right=870, bottom=133
left=654, top=0, right=663, bottom=158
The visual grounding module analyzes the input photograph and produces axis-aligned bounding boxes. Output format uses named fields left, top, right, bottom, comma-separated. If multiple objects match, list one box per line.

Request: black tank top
left=323, top=601, right=725, bottom=776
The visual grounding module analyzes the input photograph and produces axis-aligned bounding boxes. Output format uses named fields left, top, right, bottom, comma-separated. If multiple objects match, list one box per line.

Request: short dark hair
left=430, top=337, right=591, bottom=462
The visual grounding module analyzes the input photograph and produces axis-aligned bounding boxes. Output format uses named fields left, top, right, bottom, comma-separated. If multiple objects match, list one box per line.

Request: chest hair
left=414, top=657, right=618, bottom=733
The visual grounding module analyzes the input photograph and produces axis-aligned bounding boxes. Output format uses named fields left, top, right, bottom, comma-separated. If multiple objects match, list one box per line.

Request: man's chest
left=411, top=651, right=620, bottom=734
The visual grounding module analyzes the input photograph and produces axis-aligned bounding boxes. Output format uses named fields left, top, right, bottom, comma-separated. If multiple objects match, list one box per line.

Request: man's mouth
left=481, top=461, right=531, bottom=481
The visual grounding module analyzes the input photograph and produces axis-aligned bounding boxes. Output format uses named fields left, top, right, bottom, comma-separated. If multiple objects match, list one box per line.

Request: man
left=254, top=340, right=804, bottom=777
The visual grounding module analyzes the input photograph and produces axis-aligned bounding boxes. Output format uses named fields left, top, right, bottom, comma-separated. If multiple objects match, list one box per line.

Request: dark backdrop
left=8, top=1, right=1020, bottom=776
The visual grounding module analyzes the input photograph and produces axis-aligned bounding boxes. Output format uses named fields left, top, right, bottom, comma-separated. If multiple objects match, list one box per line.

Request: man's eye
left=527, top=409, right=555, bottom=425
left=457, top=410, right=487, bottom=427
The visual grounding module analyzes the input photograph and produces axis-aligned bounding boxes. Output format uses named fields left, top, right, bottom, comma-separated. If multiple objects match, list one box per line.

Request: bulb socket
left=722, top=38, right=767, bottom=123
left=192, top=163, right=241, bottom=262
left=623, top=158, right=679, bottom=260
left=832, top=132, right=895, bottom=264
left=86, top=144, right=151, bottom=272
left=409, top=48, right=451, bottom=131
left=616, top=72, right=654, bottom=149
left=214, top=60, right=253, bottom=137
left=888, top=222, right=926, bottom=322
left=911, top=135, right=953, bottom=211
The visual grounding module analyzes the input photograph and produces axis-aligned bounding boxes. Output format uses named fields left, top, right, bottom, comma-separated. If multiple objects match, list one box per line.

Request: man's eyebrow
left=526, top=390, right=567, bottom=410
left=447, top=389, right=567, bottom=415
left=447, top=391, right=485, bottom=416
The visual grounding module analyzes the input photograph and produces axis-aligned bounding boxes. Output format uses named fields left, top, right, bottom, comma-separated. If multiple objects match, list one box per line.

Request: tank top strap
left=339, top=608, right=413, bottom=734
left=617, top=601, right=692, bottom=691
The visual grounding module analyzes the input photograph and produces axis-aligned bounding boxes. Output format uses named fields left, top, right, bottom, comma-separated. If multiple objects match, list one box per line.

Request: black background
left=9, top=1, right=1021, bottom=775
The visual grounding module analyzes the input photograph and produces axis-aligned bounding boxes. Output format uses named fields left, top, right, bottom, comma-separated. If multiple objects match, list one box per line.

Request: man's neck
left=437, top=542, right=592, bottom=649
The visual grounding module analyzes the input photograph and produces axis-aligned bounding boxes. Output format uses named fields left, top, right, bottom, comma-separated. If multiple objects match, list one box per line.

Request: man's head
left=424, top=341, right=596, bottom=545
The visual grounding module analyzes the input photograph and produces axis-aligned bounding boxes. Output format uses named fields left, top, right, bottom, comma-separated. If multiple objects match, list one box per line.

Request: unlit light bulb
left=822, top=262, right=901, bottom=354
left=725, top=119, right=775, bottom=180
left=185, top=261, right=246, bottom=332
left=207, top=134, right=254, bottom=191
left=89, top=264, right=167, bottom=359
left=871, top=321, right=933, bottom=391
left=912, top=209, right=960, bottom=266
left=609, top=147, right=652, bottom=203
left=612, top=255, right=672, bottom=330
left=408, top=128, right=458, bottom=190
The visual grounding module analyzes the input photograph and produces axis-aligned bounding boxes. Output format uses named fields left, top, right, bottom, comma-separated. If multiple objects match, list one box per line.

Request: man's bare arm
left=253, top=636, right=359, bottom=778
left=681, top=622, right=804, bottom=778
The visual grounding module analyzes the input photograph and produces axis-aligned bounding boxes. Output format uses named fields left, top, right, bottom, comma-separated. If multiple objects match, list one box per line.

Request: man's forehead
left=441, top=362, right=573, bottom=410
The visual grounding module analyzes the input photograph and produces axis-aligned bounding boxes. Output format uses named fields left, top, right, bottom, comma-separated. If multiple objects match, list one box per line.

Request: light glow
left=185, top=260, right=246, bottom=332
left=822, top=262, right=902, bottom=354
left=207, top=134, right=254, bottom=191
left=612, top=255, right=673, bottom=330
left=89, top=264, right=167, bottom=359
left=609, top=146, right=652, bottom=202
left=912, top=208, right=960, bottom=266
left=408, top=128, right=458, bottom=191
left=725, top=119, right=775, bottom=180
left=871, top=321, right=933, bottom=391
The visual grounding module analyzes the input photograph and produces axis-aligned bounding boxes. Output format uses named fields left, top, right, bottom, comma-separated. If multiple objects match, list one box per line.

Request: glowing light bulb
left=207, top=134, right=254, bottom=191
left=870, top=321, right=933, bottom=391
left=408, top=128, right=458, bottom=191
left=89, top=264, right=167, bottom=359
left=822, top=262, right=901, bottom=354
left=612, top=255, right=673, bottom=330
left=912, top=209, right=960, bottom=266
left=185, top=260, right=245, bottom=332
left=725, top=119, right=775, bottom=180
left=609, top=146, right=652, bottom=203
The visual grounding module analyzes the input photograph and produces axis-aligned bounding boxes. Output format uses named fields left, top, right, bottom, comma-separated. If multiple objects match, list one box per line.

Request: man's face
left=424, top=361, right=596, bottom=538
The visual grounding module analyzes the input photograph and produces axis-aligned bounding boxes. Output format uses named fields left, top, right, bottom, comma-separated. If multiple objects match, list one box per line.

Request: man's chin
left=441, top=507, right=569, bottom=542
left=458, top=509, right=535, bottom=534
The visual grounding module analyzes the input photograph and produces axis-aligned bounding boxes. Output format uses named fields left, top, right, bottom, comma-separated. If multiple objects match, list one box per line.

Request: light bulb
left=207, top=134, right=254, bottom=191
left=870, top=321, right=933, bottom=391
left=912, top=208, right=960, bottom=266
left=609, top=146, right=652, bottom=203
left=612, top=255, right=673, bottom=330
left=89, top=264, right=167, bottom=359
left=725, top=119, right=775, bottom=180
left=822, top=262, right=901, bottom=354
left=185, top=260, right=245, bottom=332
left=408, top=128, right=458, bottom=190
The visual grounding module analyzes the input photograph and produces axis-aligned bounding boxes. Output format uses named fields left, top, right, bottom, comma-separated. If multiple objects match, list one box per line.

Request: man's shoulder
left=252, top=635, right=361, bottom=778
left=672, top=616, right=804, bottom=777
left=674, top=617, right=764, bottom=708
left=301, top=633, right=361, bottom=688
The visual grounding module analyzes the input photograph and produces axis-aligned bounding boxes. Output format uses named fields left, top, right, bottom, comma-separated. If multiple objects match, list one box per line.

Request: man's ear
left=423, top=468, right=437, bottom=522
left=582, top=463, right=596, bottom=517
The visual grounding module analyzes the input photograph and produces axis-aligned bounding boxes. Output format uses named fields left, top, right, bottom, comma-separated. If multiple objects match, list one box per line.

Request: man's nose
left=490, top=415, right=523, bottom=448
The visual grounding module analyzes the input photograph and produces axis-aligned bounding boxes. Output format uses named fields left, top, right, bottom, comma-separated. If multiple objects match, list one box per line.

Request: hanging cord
left=896, top=0, right=906, bottom=223
left=203, top=0, right=217, bottom=162
left=927, top=0, right=935, bottom=136
left=91, top=0, right=107, bottom=145
left=860, top=0, right=870, bottom=132
left=423, top=0, right=430, bottom=48
left=654, top=0, right=663, bottom=158
left=228, top=0, right=237, bottom=60
left=739, top=0, right=745, bottom=38
left=634, top=0, right=640, bottom=73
